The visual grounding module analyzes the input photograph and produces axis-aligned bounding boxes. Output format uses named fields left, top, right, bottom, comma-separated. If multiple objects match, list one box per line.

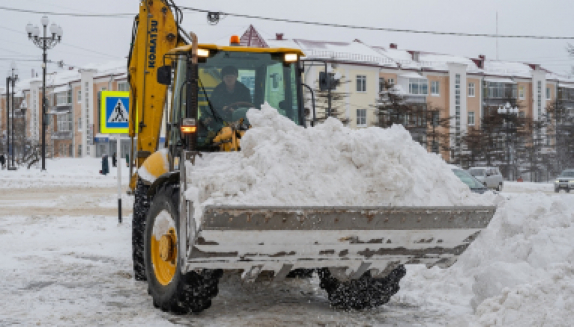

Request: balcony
left=51, top=131, right=73, bottom=140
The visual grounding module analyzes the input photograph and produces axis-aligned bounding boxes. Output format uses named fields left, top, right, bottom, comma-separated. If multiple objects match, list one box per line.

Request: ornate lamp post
left=26, top=16, right=62, bottom=171
left=6, top=62, right=19, bottom=170
left=497, top=102, right=519, bottom=180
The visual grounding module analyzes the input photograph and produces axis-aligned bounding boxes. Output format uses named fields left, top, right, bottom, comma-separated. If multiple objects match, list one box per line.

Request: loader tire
left=144, top=183, right=222, bottom=314
left=132, top=179, right=150, bottom=281
left=318, top=265, right=406, bottom=310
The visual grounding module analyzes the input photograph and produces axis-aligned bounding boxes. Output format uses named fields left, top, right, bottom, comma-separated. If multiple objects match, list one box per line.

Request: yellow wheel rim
left=151, top=210, right=177, bottom=286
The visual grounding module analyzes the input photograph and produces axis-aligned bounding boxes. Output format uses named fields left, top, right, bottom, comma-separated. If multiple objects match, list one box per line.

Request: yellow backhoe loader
left=128, top=0, right=496, bottom=314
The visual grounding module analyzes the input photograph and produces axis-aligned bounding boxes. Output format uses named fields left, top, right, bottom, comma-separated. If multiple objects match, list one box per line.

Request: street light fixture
left=26, top=16, right=62, bottom=171
left=497, top=102, right=519, bottom=180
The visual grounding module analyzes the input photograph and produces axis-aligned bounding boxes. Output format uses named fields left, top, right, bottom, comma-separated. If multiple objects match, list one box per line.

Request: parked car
left=452, top=168, right=489, bottom=194
left=554, top=169, right=574, bottom=193
left=468, top=167, right=504, bottom=191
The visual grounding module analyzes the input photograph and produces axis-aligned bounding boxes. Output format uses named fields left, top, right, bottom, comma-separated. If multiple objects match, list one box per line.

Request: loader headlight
left=180, top=118, right=197, bottom=134
left=284, top=53, right=298, bottom=63
left=197, top=48, right=210, bottom=58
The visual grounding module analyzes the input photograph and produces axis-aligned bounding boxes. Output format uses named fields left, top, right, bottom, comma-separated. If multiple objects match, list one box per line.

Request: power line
left=0, top=5, right=132, bottom=18
left=0, top=24, right=123, bottom=60
left=180, top=6, right=574, bottom=40
left=2, top=4, right=573, bottom=40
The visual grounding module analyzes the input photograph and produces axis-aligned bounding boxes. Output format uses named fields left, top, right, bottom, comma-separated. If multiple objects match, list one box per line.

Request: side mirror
left=157, top=65, right=172, bottom=85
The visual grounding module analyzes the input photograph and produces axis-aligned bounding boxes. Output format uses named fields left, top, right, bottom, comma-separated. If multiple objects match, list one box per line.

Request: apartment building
left=0, top=61, right=135, bottom=159
left=238, top=25, right=574, bottom=161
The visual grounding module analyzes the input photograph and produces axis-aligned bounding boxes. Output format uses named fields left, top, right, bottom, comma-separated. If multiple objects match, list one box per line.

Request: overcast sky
left=1, top=0, right=573, bottom=85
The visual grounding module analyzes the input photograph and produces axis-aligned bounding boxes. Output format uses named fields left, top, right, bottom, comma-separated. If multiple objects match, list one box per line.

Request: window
left=409, top=78, right=428, bottom=95
left=356, top=109, right=367, bottom=127
left=379, top=78, right=385, bottom=92
left=432, top=140, right=439, bottom=154
left=356, top=75, right=366, bottom=92
left=538, top=81, right=542, bottom=117
left=78, top=144, right=82, bottom=157
left=468, top=112, right=475, bottom=126
left=468, top=83, right=475, bottom=97
left=57, top=113, right=72, bottom=132
left=67, top=90, right=72, bottom=104
left=519, top=111, right=525, bottom=119
left=387, top=78, right=394, bottom=86
left=56, top=92, right=69, bottom=106
left=546, top=87, right=551, bottom=100
left=77, top=90, right=81, bottom=102
left=432, top=111, right=440, bottom=127
left=118, top=81, right=129, bottom=92
left=519, top=86, right=525, bottom=99
left=78, top=117, right=82, bottom=131
left=431, top=81, right=440, bottom=96
left=487, top=82, right=516, bottom=98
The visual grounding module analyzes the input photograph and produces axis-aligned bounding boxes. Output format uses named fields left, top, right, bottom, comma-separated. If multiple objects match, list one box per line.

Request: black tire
left=144, top=183, right=222, bottom=314
left=132, top=179, right=150, bottom=281
left=286, top=269, right=315, bottom=279
left=318, top=265, right=406, bottom=310
left=497, top=183, right=503, bottom=192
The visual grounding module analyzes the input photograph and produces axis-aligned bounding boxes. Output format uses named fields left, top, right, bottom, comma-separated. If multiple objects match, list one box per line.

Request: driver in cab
left=210, top=65, right=252, bottom=121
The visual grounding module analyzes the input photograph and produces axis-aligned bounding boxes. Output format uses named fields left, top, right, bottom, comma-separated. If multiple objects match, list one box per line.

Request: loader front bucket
left=184, top=205, right=495, bottom=281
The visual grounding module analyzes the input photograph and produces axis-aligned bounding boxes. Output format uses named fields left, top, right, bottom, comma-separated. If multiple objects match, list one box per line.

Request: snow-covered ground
left=2, top=157, right=573, bottom=326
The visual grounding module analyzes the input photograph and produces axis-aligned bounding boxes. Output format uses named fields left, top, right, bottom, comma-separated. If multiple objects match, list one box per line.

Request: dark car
left=452, top=168, right=489, bottom=194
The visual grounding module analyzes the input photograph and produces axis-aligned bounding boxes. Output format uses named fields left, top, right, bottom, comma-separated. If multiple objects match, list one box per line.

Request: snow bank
left=0, top=157, right=130, bottom=189
left=400, top=192, right=574, bottom=326
left=461, top=193, right=574, bottom=325
left=185, top=104, right=493, bottom=221
left=502, top=181, right=554, bottom=194
left=473, top=265, right=574, bottom=327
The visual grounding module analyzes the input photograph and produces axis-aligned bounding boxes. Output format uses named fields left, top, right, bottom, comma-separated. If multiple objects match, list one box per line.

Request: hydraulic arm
left=127, top=0, right=186, bottom=191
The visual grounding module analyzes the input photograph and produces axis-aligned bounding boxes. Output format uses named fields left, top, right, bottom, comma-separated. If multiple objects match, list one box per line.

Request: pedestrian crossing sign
left=100, top=91, right=130, bottom=134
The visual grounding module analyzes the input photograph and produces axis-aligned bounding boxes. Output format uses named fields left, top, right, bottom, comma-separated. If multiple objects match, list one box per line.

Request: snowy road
left=0, top=183, right=453, bottom=327
left=1, top=160, right=573, bottom=326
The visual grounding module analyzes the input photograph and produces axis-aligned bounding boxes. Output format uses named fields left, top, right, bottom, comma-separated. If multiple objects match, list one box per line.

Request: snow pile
left=398, top=192, right=574, bottom=326
left=461, top=193, right=574, bottom=325
left=185, top=104, right=493, bottom=219
left=473, top=265, right=574, bottom=326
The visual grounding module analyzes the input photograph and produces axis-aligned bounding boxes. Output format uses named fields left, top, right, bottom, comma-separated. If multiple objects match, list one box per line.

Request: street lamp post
left=26, top=16, right=62, bottom=171
left=497, top=102, right=519, bottom=180
left=5, top=76, right=10, bottom=167
left=6, top=62, right=18, bottom=170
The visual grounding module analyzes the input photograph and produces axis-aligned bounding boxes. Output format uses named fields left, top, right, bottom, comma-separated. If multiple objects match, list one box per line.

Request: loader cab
left=164, top=44, right=305, bottom=158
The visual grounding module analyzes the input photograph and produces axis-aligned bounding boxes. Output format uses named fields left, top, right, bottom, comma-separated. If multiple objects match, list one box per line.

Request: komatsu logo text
left=148, top=20, right=158, bottom=69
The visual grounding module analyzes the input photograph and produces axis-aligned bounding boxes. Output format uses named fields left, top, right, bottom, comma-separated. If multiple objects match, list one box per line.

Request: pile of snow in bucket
left=184, top=104, right=494, bottom=218
left=400, top=192, right=574, bottom=326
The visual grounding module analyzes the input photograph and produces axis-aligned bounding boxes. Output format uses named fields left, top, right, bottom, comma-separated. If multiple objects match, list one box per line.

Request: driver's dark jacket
left=200, top=82, right=252, bottom=131
left=210, top=82, right=252, bottom=120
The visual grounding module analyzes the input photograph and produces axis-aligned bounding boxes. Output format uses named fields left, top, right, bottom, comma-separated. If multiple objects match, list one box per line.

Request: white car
left=468, top=167, right=504, bottom=191
left=554, top=169, right=574, bottom=193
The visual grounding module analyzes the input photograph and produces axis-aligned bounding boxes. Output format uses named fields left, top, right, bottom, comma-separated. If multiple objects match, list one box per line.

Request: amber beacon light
left=230, top=35, right=240, bottom=46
